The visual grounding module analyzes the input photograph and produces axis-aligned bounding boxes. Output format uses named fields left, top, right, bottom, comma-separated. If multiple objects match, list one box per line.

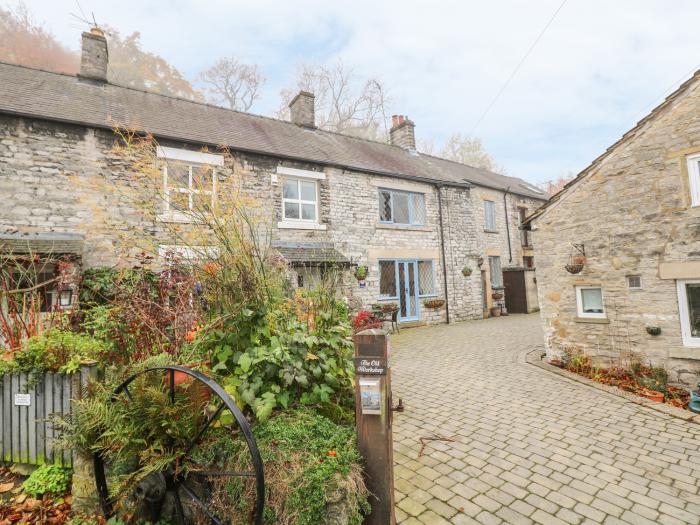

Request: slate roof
left=0, top=232, right=85, bottom=254
left=271, top=242, right=351, bottom=266
left=0, top=61, right=548, bottom=200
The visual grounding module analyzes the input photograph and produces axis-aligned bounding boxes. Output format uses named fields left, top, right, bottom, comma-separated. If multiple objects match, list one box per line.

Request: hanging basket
left=565, top=244, right=586, bottom=274
left=565, top=263, right=584, bottom=274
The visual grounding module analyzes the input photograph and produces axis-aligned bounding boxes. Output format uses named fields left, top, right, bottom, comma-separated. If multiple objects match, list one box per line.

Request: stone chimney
left=289, top=91, right=315, bottom=128
left=79, top=27, right=108, bottom=82
left=389, top=115, right=416, bottom=151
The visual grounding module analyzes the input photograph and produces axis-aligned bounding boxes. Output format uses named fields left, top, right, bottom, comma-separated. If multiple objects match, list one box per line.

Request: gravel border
left=525, top=347, right=700, bottom=424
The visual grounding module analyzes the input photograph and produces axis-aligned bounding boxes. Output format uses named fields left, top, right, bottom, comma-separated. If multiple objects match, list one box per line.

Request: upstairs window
left=157, top=147, right=223, bottom=217
left=165, top=161, right=215, bottom=214
left=519, top=207, right=531, bottom=247
left=484, top=200, right=497, bottom=231
left=688, top=153, right=700, bottom=207
left=378, top=189, right=426, bottom=226
left=576, top=286, right=606, bottom=318
left=283, top=178, right=318, bottom=222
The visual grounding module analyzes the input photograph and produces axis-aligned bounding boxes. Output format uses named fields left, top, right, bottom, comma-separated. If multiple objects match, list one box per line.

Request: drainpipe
left=503, top=187, right=513, bottom=263
left=436, top=185, right=451, bottom=324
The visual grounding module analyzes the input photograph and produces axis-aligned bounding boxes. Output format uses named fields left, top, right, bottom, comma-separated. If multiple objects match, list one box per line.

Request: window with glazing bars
left=378, top=189, right=426, bottom=225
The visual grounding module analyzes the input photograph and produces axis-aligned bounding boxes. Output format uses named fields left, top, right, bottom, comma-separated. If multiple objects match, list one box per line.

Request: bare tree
left=198, top=57, right=264, bottom=111
left=278, top=60, right=391, bottom=141
left=434, top=133, right=505, bottom=174
left=540, top=172, right=576, bottom=195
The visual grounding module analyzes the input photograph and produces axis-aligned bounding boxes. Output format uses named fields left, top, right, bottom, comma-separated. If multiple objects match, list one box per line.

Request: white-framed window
left=484, top=200, right=497, bottom=231
left=676, top=279, right=700, bottom=347
left=156, top=147, right=223, bottom=218
left=283, top=178, right=318, bottom=222
left=576, top=286, right=606, bottom=318
left=687, top=153, right=700, bottom=207
left=488, top=256, right=502, bottom=288
left=627, top=275, right=642, bottom=290
left=164, top=161, right=215, bottom=213
left=378, top=189, right=426, bottom=226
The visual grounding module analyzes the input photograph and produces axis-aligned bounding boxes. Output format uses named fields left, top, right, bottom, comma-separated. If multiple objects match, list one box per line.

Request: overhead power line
left=469, top=0, right=568, bottom=135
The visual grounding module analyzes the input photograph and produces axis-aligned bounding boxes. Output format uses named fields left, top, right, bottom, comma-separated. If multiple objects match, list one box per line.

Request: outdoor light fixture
left=59, top=289, right=73, bottom=307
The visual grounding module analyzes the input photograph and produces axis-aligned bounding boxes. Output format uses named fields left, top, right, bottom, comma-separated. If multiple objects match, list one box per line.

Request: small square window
left=283, top=178, right=318, bottom=222
left=627, top=275, right=642, bottom=290
left=576, top=286, right=605, bottom=318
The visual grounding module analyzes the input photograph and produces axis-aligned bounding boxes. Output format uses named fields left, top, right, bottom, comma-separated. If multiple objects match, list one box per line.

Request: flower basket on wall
left=424, top=299, right=445, bottom=309
left=492, top=291, right=504, bottom=301
left=461, top=266, right=472, bottom=277
left=565, top=244, right=586, bottom=274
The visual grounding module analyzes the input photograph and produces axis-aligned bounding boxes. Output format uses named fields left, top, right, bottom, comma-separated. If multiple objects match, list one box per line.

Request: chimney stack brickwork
left=389, top=115, right=416, bottom=151
left=289, top=91, right=316, bottom=128
left=80, top=29, right=108, bottom=82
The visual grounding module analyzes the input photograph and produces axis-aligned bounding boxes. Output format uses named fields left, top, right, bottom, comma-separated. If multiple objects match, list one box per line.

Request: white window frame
left=163, top=163, right=216, bottom=214
left=484, top=200, right=497, bottom=231
left=676, top=279, right=700, bottom=347
left=156, top=147, right=223, bottom=221
left=575, top=286, right=606, bottom=319
left=627, top=275, right=642, bottom=290
left=687, top=153, right=700, bottom=207
left=282, top=177, right=319, bottom=223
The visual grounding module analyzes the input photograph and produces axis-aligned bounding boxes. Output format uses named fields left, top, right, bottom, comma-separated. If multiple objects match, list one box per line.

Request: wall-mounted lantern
left=59, top=289, right=73, bottom=307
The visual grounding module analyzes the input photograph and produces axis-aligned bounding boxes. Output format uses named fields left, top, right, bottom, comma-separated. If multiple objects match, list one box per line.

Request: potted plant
left=461, top=266, right=472, bottom=277
left=354, top=265, right=367, bottom=281
left=381, top=302, right=399, bottom=313
left=490, top=305, right=502, bottom=317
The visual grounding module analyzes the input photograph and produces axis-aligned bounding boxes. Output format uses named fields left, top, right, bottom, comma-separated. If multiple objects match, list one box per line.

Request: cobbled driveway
left=391, top=314, right=700, bottom=524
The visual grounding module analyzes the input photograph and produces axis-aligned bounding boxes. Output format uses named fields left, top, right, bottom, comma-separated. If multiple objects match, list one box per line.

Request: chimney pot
left=289, top=91, right=316, bottom=128
left=79, top=29, right=108, bottom=82
left=389, top=115, right=416, bottom=151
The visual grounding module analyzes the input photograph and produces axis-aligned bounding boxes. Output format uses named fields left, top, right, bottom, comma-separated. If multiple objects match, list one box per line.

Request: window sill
left=574, top=316, right=609, bottom=324
left=484, top=229, right=499, bottom=234
left=157, top=212, right=202, bottom=224
left=277, top=221, right=327, bottom=231
left=670, top=347, right=700, bottom=359
left=376, top=223, right=432, bottom=232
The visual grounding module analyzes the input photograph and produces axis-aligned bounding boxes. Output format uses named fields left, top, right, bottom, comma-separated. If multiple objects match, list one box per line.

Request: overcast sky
left=12, top=0, right=700, bottom=185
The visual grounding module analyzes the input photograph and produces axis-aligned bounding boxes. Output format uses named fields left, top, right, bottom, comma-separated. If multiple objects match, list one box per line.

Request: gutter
left=503, top=187, right=513, bottom=263
left=436, top=185, right=451, bottom=324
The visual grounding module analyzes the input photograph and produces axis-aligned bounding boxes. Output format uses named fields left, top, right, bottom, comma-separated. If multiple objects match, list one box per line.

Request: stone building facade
left=0, top=29, right=546, bottom=326
left=527, top=69, right=700, bottom=384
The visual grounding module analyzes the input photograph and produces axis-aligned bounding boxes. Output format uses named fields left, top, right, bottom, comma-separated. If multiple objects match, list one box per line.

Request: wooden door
left=503, top=269, right=528, bottom=314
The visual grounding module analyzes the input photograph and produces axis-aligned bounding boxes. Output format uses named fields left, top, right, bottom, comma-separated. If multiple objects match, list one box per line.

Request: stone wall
left=531, top=78, right=700, bottom=385
left=0, top=113, right=545, bottom=326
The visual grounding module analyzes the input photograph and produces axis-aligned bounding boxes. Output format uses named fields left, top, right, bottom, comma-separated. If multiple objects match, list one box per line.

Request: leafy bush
left=0, top=329, right=107, bottom=380
left=198, top=287, right=355, bottom=421
left=22, top=464, right=71, bottom=497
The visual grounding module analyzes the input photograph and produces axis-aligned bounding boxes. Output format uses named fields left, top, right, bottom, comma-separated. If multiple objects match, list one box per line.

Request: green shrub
left=193, top=408, right=369, bottom=525
left=22, top=464, right=71, bottom=497
left=0, top=329, right=106, bottom=381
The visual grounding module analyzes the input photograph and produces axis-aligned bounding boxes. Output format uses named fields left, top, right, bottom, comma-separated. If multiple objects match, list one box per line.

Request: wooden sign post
left=353, top=328, right=396, bottom=525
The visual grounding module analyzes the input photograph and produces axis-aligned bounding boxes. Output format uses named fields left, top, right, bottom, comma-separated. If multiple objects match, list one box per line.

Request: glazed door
left=397, top=261, right=419, bottom=321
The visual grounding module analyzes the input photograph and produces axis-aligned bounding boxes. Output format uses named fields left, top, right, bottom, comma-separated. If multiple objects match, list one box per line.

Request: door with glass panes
left=396, top=261, right=419, bottom=321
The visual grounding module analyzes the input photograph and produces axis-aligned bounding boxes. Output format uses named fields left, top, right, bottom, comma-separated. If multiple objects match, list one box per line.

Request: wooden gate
left=503, top=269, right=528, bottom=314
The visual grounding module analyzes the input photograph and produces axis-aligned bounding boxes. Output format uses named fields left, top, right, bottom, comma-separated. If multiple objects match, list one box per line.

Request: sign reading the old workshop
left=354, top=357, right=387, bottom=376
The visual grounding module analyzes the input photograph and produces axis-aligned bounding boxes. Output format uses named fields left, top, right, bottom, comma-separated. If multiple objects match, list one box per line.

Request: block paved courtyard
left=391, top=314, right=700, bottom=524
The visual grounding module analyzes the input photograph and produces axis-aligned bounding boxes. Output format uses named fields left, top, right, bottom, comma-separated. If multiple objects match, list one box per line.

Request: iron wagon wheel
left=92, top=365, right=265, bottom=525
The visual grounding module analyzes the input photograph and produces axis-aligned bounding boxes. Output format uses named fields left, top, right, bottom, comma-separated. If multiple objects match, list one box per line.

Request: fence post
left=353, top=328, right=395, bottom=525
left=71, top=362, right=100, bottom=514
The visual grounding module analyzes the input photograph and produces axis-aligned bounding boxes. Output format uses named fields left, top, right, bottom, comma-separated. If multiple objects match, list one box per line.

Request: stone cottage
left=525, top=68, right=700, bottom=384
left=0, top=28, right=547, bottom=325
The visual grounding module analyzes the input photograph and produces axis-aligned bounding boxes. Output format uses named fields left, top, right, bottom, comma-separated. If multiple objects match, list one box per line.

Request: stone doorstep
left=524, top=348, right=700, bottom=425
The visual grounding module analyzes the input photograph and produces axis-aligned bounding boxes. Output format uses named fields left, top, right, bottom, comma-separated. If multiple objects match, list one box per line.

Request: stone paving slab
left=391, top=314, right=700, bottom=524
